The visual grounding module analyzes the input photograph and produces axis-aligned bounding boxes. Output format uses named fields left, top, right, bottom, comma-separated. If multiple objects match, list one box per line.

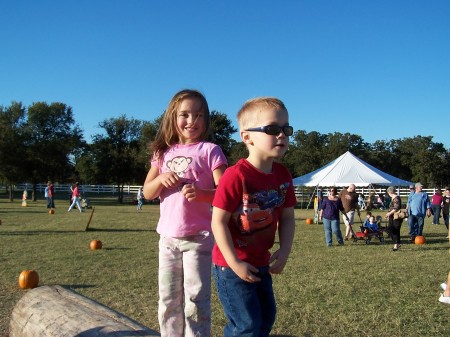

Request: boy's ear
left=240, top=130, right=253, bottom=145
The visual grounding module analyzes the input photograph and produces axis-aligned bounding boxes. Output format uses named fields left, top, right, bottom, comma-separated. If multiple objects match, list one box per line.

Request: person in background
left=137, top=186, right=144, bottom=211
left=317, top=187, right=324, bottom=211
left=385, top=186, right=403, bottom=251
left=438, top=271, right=450, bottom=304
left=362, top=211, right=372, bottom=227
left=68, top=182, right=82, bottom=212
left=339, top=184, right=360, bottom=240
left=406, top=184, right=415, bottom=240
left=211, top=97, right=296, bottom=337
left=442, top=187, right=450, bottom=238
left=408, top=182, right=431, bottom=241
left=46, top=181, right=55, bottom=211
left=143, top=89, right=227, bottom=337
left=358, top=193, right=366, bottom=210
left=431, top=188, right=443, bottom=225
left=319, top=187, right=347, bottom=246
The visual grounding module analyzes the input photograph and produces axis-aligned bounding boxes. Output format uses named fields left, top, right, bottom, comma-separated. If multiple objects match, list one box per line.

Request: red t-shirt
left=431, top=194, right=443, bottom=206
left=212, top=159, right=296, bottom=267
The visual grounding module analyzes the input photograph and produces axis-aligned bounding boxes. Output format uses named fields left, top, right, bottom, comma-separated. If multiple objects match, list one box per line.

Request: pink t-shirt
left=72, top=186, right=79, bottom=198
left=151, top=142, right=227, bottom=237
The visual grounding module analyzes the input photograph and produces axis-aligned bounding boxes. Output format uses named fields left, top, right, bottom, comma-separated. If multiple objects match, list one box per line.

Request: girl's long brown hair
left=150, top=89, right=212, bottom=161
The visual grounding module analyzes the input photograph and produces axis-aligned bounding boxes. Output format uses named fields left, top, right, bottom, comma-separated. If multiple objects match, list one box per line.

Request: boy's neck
left=246, top=155, right=274, bottom=174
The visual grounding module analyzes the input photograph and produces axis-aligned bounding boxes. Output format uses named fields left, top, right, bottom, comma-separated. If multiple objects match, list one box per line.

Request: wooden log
left=10, top=285, right=160, bottom=337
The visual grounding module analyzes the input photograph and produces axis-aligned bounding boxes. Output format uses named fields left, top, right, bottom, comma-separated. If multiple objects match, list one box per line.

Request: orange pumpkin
left=415, top=236, right=426, bottom=245
left=48, top=209, right=55, bottom=215
left=305, top=218, right=313, bottom=225
left=90, top=240, right=103, bottom=250
left=18, top=270, right=39, bottom=289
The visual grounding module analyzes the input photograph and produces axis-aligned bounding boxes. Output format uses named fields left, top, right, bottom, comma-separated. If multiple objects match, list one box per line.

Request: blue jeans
left=213, top=265, right=276, bottom=337
left=407, top=212, right=414, bottom=236
left=322, top=218, right=344, bottom=246
left=431, top=205, right=441, bottom=224
left=409, top=214, right=425, bottom=236
left=46, top=197, right=55, bottom=209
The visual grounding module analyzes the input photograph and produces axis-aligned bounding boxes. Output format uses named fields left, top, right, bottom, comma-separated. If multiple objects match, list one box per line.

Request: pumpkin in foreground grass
left=18, top=270, right=39, bottom=289
left=305, top=218, right=313, bottom=225
left=415, top=235, right=426, bottom=245
left=90, top=240, right=103, bottom=250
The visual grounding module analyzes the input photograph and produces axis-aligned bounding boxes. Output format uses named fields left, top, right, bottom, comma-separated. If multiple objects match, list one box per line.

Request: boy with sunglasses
left=211, top=97, right=296, bottom=337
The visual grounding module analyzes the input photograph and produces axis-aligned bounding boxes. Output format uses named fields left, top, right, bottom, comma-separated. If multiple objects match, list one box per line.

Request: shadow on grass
left=0, top=230, right=86, bottom=236
left=87, top=228, right=156, bottom=233
left=3, top=209, right=50, bottom=214
left=60, top=284, right=97, bottom=290
left=0, top=228, right=156, bottom=236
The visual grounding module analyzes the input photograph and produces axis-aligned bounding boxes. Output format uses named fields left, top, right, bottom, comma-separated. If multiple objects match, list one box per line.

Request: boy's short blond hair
left=237, top=97, right=287, bottom=130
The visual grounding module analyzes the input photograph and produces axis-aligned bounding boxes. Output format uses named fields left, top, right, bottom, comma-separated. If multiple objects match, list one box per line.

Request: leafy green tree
left=228, top=142, right=248, bottom=166
left=23, top=102, right=84, bottom=200
left=88, top=115, right=145, bottom=202
left=0, top=102, right=28, bottom=200
left=210, top=111, right=238, bottom=158
left=324, top=132, right=368, bottom=162
left=394, top=136, right=449, bottom=186
left=285, top=130, right=327, bottom=177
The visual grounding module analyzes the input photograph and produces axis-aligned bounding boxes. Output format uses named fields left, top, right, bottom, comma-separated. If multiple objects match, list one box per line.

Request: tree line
left=1, top=101, right=449, bottom=202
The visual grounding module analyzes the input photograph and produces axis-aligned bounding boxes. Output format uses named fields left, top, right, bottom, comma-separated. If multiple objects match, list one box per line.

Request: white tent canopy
left=293, top=151, right=413, bottom=187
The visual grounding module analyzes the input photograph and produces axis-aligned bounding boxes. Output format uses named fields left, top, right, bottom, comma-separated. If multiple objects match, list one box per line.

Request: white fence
left=294, top=186, right=437, bottom=208
left=4, top=184, right=439, bottom=206
left=13, top=183, right=142, bottom=195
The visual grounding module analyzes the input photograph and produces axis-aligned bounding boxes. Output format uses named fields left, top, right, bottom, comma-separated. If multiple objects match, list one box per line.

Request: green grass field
left=1, top=196, right=449, bottom=337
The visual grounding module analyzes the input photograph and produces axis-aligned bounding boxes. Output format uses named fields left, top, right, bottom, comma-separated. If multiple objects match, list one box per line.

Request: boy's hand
left=269, top=249, right=289, bottom=274
left=231, top=261, right=261, bottom=283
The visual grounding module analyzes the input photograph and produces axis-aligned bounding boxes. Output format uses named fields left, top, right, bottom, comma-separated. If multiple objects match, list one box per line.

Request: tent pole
left=306, top=186, right=317, bottom=210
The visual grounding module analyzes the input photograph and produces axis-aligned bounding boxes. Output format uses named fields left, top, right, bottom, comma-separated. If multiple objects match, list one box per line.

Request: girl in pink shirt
left=143, top=89, right=227, bottom=337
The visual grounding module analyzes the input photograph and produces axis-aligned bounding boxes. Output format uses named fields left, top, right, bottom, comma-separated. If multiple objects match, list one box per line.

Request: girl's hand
left=181, top=183, right=198, bottom=202
left=158, top=172, right=181, bottom=189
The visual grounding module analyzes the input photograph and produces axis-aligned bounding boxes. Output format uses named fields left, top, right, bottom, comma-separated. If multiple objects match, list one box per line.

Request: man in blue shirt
left=408, top=182, right=431, bottom=241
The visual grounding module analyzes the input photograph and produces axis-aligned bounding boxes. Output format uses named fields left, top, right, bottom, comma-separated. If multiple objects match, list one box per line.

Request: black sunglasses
left=245, top=125, right=294, bottom=136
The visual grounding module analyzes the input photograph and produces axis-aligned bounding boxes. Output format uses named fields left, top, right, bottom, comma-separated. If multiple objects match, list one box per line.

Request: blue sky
left=1, top=1, right=449, bottom=148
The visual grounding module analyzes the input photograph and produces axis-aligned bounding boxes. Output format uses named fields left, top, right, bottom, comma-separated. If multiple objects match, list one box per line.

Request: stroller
left=80, top=194, right=92, bottom=209
left=353, top=215, right=386, bottom=244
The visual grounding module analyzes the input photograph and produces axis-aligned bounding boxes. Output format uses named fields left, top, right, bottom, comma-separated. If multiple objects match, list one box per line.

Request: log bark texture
left=10, top=285, right=160, bottom=337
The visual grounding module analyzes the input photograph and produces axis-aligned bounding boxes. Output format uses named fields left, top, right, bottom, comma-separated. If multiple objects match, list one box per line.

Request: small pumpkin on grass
left=305, top=218, right=313, bottom=225
left=18, top=270, right=39, bottom=289
left=90, top=240, right=103, bottom=250
left=415, top=236, right=426, bottom=245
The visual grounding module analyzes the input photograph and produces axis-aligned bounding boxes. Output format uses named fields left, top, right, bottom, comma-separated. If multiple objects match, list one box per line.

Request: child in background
left=365, top=215, right=379, bottom=232
left=136, top=187, right=144, bottom=211
left=211, top=97, right=296, bottom=337
left=439, top=271, right=450, bottom=304
left=362, top=211, right=372, bottom=227
left=68, top=182, right=82, bottom=212
left=143, top=89, right=227, bottom=337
